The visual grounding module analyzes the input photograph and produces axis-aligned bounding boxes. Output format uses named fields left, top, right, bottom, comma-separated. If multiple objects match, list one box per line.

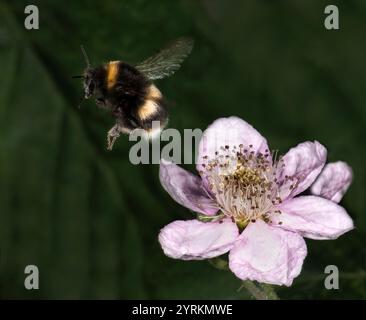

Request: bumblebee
left=75, top=38, right=194, bottom=150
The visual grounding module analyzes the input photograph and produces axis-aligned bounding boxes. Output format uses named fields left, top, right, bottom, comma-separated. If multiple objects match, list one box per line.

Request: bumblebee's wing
left=135, top=37, right=194, bottom=80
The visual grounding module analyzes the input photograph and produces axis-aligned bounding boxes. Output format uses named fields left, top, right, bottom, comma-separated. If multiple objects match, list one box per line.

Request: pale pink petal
left=159, top=219, right=239, bottom=260
left=310, top=161, right=353, bottom=203
left=229, top=220, right=307, bottom=286
left=196, top=117, right=270, bottom=173
left=273, top=196, right=354, bottom=240
left=160, top=159, right=218, bottom=216
left=278, top=141, right=327, bottom=199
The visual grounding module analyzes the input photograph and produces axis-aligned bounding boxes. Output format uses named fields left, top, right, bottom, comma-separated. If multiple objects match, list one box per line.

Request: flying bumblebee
left=74, top=38, right=194, bottom=150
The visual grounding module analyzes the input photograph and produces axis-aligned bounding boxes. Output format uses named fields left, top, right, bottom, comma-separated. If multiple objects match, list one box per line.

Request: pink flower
left=158, top=117, right=354, bottom=286
left=311, top=161, right=353, bottom=203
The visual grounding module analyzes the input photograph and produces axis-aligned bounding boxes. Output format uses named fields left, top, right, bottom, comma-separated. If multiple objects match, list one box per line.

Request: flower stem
left=240, top=281, right=268, bottom=300
left=258, top=283, right=280, bottom=300
left=208, top=259, right=280, bottom=300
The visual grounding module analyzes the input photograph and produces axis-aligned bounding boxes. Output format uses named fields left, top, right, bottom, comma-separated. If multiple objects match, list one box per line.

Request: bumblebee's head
left=74, top=45, right=96, bottom=99
left=83, top=69, right=96, bottom=99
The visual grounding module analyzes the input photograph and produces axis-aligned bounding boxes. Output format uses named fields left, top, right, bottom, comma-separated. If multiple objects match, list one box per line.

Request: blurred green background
left=0, top=0, right=365, bottom=299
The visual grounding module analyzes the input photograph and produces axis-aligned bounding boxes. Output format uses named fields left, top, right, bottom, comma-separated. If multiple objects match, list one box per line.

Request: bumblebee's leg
left=106, top=117, right=136, bottom=150
left=107, top=123, right=122, bottom=151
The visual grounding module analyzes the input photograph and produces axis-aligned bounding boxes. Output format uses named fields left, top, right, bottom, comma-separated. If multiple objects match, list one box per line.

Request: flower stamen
left=201, top=144, right=296, bottom=227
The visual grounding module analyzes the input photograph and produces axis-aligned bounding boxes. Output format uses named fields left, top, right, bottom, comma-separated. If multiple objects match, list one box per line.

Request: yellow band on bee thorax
left=106, top=61, right=120, bottom=89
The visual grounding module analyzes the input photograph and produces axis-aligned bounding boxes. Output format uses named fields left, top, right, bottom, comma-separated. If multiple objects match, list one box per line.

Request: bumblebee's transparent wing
left=135, top=37, right=194, bottom=80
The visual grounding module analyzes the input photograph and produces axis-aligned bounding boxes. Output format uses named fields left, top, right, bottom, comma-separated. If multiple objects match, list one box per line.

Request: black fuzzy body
left=90, top=62, right=168, bottom=132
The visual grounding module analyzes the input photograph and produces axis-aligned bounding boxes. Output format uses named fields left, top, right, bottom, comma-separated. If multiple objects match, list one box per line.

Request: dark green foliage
left=0, top=0, right=365, bottom=299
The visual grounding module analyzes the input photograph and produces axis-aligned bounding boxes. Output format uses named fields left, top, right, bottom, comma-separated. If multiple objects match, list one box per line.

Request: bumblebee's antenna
left=80, top=45, right=90, bottom=68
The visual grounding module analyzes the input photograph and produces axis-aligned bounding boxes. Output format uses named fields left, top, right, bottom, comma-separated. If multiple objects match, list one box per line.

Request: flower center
left=201, top=144, right=285, bottom=227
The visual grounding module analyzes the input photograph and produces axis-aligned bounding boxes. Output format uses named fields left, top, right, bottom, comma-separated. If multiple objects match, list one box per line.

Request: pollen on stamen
left=200, top=143, right=288, bottom=227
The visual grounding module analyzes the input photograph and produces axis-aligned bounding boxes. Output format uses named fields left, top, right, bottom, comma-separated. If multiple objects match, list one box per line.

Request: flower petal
left=160, top=159, right=218, bottom=215
left=159, top=219, right=239, bottom=260
left=278, top=141, right=327, bottom=199
left=310, top=161, right=353, bottom=203
left=229, top=220, right=307, bottom=286
left=196, top=117, right=270, bottom=173
left=273, top=196, right=354, bottom=240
